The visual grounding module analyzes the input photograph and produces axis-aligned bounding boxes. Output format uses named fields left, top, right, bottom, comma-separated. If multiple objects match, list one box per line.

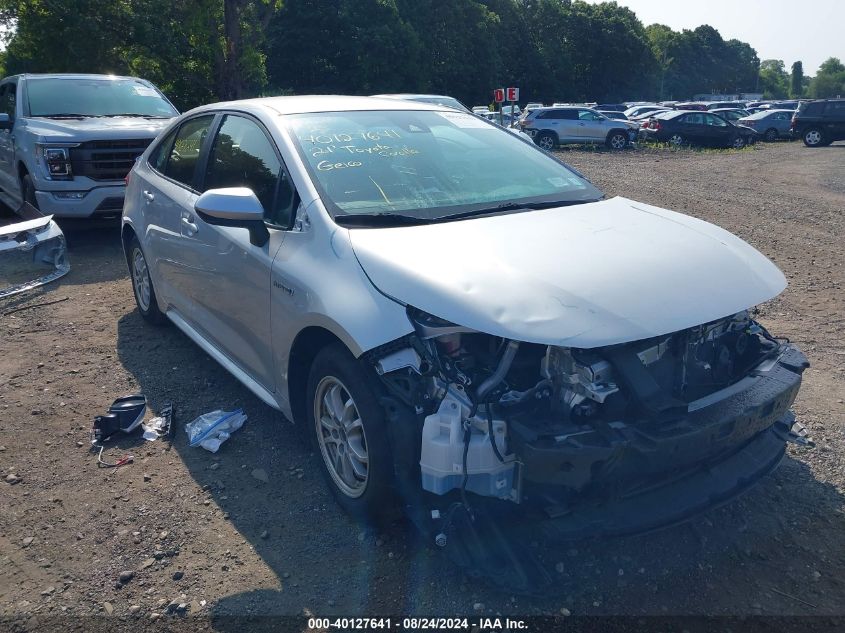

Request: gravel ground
left=1, top=140, right=843, bottom=626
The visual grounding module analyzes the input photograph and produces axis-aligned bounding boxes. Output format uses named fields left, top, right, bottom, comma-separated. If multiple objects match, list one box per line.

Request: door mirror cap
left=194, top=187, right=269, bottom=247
left=0, top=113, right=11, bottom=130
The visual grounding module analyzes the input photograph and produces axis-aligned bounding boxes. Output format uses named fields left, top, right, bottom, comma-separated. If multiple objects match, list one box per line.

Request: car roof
left=12, top=73, right=147, bottom=81
left=187, top=95, right=453, bottom=117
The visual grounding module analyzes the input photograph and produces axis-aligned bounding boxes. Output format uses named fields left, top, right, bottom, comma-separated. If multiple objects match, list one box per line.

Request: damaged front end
left=369, top=307, right=809, bottom=570
left=0, top=204, right=69, bottom=299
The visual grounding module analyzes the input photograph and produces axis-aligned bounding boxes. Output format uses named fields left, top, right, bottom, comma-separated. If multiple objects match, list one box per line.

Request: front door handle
left=181, top=216, right=198, bottom=235
left=142, top=190, right=155, bottom=202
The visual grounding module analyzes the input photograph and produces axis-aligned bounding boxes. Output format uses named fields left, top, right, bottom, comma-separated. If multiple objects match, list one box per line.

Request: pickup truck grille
left=71, top=139, right=153, bottom=181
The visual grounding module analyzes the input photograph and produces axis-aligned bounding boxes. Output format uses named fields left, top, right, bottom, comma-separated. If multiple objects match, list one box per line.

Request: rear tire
left=802, top=128, right=824, bottom=147
left=306, top=343, right=397, bottom=524
left=128, top=235, right=166, bottom=325
left=668, top=133, right=685, bottom=146
left=535, top=131, right=556, bottom=151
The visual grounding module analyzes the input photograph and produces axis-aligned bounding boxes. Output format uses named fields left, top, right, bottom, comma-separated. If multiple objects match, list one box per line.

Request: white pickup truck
left=0, top=73, right=177, bottom=219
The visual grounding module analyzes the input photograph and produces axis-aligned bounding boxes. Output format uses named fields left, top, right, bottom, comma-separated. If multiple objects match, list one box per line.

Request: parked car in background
left=520, top=106, right=636, bottom=150
left=595, top=103, right=627, bottom=112
left=675, top=102, right=709, bottom=111
left=598, top=110, right=629, bottom=121
left=706, top=101, right=746, bottom=110
left=709, top=108, right=751, bottom=123
left=639, top=110, right=757, bottom=148
left=737, top=109, right=795, bottom=141
left=122, top=95, right=808, bottom=545
left=790, top=99, right=845, bottom=147
left=524, top=102, right=543, bottom=111
left=372, top=94, right=470, bottom=112
left=501, top=104, right=521, bottom=126
left=628, top=109, right=670, bottom=126
left=0, top=73, right=178, bottom=219
left=472, top=106, right=490, bottom=115
left=623, top=104, right=664, bottom=118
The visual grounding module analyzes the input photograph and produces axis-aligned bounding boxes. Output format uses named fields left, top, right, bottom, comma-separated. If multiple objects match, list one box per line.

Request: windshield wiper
left=436, top=198, right=597, bottom=222
left=333, top=212, right=434, bottom=228
left=99, top=113, right=171, bottom=119
left=34, top=113, right=90, bottom=119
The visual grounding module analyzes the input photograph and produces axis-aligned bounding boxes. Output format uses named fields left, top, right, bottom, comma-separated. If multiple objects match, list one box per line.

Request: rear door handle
left=181, top=216, right=198, bottom=235
left=142, top=190, right=155, bottom=202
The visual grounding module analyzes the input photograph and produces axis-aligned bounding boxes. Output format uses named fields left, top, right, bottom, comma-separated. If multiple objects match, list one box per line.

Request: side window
left=825, top=101, right=845, bottom=114
left=204, top=115, right=296, bottom=227
left=803, top=102, right=824, bottom=116
left=706, top=114, right=727, bottom=127
left=163, top=115, right=215, bottom=188
left=148, top=128, right=178, bottom=174
left=552, top=109, right=577, bottom=120
left=0, top=82, right=16, bottom=119
left=578, top=110, right=603, bottom=121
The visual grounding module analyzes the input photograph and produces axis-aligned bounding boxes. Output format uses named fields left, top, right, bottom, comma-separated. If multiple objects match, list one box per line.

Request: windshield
left=286, top=109, right=602, bottom=224
left=27, top=77, right=178, bottom=118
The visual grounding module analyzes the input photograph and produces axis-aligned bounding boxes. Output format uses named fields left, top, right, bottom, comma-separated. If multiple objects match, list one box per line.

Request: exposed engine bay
left=369, top=307, right=809, bottom=516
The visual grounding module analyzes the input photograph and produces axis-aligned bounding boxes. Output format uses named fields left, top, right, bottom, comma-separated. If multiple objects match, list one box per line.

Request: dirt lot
left=1, top=140, right=844, bottom=625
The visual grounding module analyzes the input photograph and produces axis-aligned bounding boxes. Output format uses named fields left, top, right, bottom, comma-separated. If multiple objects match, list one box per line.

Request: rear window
left=800, top=102, right=825, bottom=116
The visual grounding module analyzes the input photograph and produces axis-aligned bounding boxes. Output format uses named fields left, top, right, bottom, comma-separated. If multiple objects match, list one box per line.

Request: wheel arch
left=287, top=326, right=349, bottom=426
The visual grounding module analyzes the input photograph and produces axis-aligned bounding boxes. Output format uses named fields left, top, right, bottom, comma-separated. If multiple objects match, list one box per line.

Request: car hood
left=24, top=116, right=173, bottom=142
left=348, top=196, right=786, bottom=348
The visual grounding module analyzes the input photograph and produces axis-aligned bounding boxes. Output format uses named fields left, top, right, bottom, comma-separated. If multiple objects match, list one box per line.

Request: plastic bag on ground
left=185, top=409, right=247, bottom=452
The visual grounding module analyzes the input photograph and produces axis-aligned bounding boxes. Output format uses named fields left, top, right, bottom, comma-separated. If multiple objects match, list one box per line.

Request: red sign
left=493, top=88, right=505, bottom=103
left=506, top=87, right=519, bottom=102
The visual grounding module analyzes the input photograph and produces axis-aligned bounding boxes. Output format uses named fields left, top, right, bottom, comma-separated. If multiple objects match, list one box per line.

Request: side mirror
left=194, top=187, right=269, bottom=247
left=0, top=113, right=11, bottom=130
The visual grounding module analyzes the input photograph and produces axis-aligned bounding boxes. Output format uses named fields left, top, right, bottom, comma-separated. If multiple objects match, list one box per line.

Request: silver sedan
left=122, top=96, right=808, bottom=537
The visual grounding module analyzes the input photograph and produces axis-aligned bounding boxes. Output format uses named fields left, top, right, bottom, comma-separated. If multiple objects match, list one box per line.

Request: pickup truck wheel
left=764, top=128, right=779, bottom=142
left=307, top=343, right=396, bottom=523
left=803, top=128, right=824, bottom=147
left=128, top=236, right=166, bottom=325
left=606, top=131, right=628, bottom=150
left=22, top=174, right=39, bottom=210
left=535, top=131, right=556, bottom=151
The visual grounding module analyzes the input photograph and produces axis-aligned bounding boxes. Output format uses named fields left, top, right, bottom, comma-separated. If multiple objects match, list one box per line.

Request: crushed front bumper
left=0, top=205, right=70, bottom=299
left=508, top=344, right=809, bottom=537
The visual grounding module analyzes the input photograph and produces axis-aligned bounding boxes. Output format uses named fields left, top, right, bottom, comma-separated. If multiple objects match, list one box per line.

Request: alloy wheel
left=732, top=136, right=746, bottom=149
left=609, top=133, right=627, bottom=149
left=805, top=130, right=822, bottom=146
left=669, top=134, right=684, bottom=146
left=314, top=375, right=369, bottom=498
left=132, top=248, right=151, bottom=312
left=537, top=135, right=555, bottom=150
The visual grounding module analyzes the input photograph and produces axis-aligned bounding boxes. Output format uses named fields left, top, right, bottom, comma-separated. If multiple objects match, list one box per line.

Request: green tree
left=809, top=57, right=845, bottom=98
left=790, top=61, right=804, bottom=98
left=758, top=59, right=789, bottom=99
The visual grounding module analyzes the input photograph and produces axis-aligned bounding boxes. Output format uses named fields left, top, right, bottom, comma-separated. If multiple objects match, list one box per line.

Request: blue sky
left=584, top=0, right=843, bottom=74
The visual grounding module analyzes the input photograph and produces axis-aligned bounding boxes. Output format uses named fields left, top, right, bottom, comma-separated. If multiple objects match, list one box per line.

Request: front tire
left=128, top=235, right=166, bottom=325
left=764, top=128, right=779, bottom=142
left=803, top=128, right=824, bottom=147
left=731, top=135, right=746, bottom=149
left=21, top=174, right=38, bottom=211
left=606, top=131, right=628, bottom=150
left=306, top=343, right=396, bottom=522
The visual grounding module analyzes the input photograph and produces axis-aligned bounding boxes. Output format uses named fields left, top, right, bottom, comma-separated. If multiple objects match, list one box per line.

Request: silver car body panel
left=123, top=95, right=786, bottom=419
left=349, top=195, right=786, bottom=348
left=0, top=210, right=69, bottom=299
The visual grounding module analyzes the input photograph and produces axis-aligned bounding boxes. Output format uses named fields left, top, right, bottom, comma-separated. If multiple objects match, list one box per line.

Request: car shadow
left=115, top=310, right=845, bottom=620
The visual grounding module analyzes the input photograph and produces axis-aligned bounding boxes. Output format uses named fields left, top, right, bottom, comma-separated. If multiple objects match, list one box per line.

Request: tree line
left=0, top=0, right=842, bottom=113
